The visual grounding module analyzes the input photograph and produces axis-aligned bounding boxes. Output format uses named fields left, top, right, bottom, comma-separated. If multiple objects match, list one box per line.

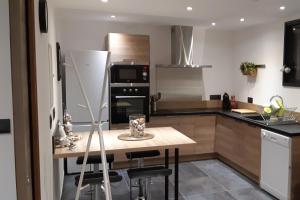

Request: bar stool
left=76, top=154, right=115, bottom=172
left=126, top=150, right=161, bottom=168
left=127, top=166, right=172, bottom=200
left=125, top=150, right=161, bottom=200
left=75, top=154, right=119, bottom=199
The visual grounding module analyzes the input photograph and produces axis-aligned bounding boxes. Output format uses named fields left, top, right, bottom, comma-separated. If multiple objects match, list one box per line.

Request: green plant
left=240, top=62, right=257, bottom=76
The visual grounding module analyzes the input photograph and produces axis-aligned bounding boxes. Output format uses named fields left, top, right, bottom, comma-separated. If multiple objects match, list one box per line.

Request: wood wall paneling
left=291, top=137, right=300, bottom=200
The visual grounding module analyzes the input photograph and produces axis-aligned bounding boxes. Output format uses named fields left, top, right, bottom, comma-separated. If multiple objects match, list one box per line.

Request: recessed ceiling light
left=186, top=6, right=193, bottom=11
left=101, top=0, right=108, bottom=2
left=280, top=6, right=286, bottom=10
left=293, top=28, right=296, bottom=31
left=111, top=15, right=116, bottom=18
left=211, top=22, right=216, bottom=26
left=240, top=18, right=245, bottom=22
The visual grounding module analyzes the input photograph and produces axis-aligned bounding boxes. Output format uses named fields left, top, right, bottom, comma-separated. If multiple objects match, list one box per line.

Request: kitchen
left=2, top=0, right=300, bottom=200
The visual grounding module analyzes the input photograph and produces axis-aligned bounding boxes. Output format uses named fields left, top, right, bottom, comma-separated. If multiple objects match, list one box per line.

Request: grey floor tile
left=61, top=161, right=275, bottom=200
left=167, top=162, right=224, bottom=196
left=126, top=171, right=185, bottom=200
left=229, top=188, right=277, bottom=200
left=192, top=160, right=255, bottom=190
left=178, top=176, right=226, bottom=196
left=186, top=191, right=237, bottom=200
left=169, top=162, right=208, bottom=182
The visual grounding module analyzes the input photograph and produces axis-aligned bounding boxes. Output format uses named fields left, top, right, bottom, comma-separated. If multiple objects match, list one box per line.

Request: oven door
left=111, top=95, right=149, bottom=124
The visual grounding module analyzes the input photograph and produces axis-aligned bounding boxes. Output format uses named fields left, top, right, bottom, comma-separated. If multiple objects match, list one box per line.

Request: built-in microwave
left=110, top=64, right=149, bottom=84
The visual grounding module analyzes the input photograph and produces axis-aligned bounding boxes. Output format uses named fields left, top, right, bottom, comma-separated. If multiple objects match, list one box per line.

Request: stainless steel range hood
left=157, top=26, right=212, bottom=69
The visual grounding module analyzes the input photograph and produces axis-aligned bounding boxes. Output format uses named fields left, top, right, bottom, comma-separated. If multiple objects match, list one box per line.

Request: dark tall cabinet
left=283, top=19, right=300, bottom=87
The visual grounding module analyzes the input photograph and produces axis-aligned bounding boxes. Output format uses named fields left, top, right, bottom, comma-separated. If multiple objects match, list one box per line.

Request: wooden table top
left=54, top=127, right=196, bottom=159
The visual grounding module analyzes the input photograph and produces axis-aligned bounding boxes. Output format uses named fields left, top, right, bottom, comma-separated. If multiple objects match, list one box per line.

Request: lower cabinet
left=110, top=114, right=261, bottom=182
left=215, top=115, right=261, bottom=181
left=148, top=115, right=216, bottom=156
left=110, top=115, right=216, bottom=163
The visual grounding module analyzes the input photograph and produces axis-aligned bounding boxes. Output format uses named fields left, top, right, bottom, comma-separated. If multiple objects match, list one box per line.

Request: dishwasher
left=260, top=129, right=291, bottom=200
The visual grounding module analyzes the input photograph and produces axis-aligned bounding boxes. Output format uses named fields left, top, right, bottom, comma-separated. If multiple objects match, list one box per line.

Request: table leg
left=165, top=149, right=169, bottom=200
left=175, top=148, right=179, bottom=200
left=94, top=163, right=99, bottom=200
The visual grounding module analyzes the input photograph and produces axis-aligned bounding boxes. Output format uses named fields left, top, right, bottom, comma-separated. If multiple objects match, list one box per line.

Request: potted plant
left=240, top=62, right=257, bottom=77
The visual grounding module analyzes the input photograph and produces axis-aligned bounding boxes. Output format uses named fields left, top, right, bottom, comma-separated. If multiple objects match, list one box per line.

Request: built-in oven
left=110, top=84, right=149, bottom=124
left=110, top=64, right=149, bottom=83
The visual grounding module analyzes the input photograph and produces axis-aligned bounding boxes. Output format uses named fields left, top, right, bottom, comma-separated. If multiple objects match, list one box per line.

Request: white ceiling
left=53, top=0, right=300, bottom=29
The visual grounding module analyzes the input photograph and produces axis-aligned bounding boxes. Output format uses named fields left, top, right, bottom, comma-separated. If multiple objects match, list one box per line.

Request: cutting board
left=231, top=109, right=257, bottom=114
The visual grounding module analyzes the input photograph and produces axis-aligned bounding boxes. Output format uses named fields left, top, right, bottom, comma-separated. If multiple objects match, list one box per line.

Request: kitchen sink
left=243, top=114, right=297, bottom=126
left=243, top=115, right=267, bottom=121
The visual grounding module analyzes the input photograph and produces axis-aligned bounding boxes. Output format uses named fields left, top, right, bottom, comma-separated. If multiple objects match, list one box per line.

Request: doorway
left=9, top=0, right=41, bottom=199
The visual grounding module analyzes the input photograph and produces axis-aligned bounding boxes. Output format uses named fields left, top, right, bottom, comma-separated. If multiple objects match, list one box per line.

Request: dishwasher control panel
left=261, top=129, right=291, bottom=147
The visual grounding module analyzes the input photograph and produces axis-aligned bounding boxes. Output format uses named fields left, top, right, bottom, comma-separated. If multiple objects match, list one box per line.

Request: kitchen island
left=54, top=127, right=196, bottom=200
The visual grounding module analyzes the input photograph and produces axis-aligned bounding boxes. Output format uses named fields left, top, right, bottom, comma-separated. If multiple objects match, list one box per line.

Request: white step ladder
left=65, top=52, right=112, bottom=200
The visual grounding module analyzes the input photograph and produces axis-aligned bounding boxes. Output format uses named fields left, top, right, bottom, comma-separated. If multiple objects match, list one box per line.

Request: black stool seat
left=76, top=154, right=114, bottom=165
left=75, top=171, right=122, bottom=186
left=127, top=166, right=172, bottom=179
left=125, top=150, right=160, bottom=160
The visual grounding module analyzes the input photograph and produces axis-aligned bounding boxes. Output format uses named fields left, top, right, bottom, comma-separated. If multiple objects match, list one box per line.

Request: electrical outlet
left=248, top=97, right=253, bottom=104
left=210, top=94, right=221, bottom=100
left=0, top=119, right=10, bottom=134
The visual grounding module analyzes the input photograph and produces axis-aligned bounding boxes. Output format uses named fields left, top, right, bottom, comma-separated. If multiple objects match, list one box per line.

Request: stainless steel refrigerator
left=65, top=50, right=109, bottom=174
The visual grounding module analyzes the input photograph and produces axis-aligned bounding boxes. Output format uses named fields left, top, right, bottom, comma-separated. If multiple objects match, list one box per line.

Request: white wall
left=0, top=0, right=17, bottom=199
left=56, top=17, right=171, bottom=95
left=156, top=28, right=234, bottom=101
left=56, top=16, right=235, bottom=100
left=34, top=0, right=64, bottom=199
left=200, top=29, right=235, bottom=99
left=233, top=19, right=300, bottom=111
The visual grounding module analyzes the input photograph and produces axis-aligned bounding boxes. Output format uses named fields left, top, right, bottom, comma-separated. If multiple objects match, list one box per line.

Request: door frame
left=9, top=0, right=41, bottom=199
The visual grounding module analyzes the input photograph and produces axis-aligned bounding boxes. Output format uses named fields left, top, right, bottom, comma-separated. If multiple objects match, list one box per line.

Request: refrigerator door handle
left=115, top=96, right=146, bottom=99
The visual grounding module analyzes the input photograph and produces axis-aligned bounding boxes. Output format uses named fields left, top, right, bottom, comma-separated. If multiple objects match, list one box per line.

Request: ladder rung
left=101, top=184, right=105, bottom=192
left=101, top=103, right=108, bottom=109
left=80, top=184, right=90, bottom=191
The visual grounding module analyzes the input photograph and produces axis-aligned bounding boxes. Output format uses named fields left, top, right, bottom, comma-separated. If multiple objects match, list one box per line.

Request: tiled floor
left=61, top=159, right=276, bottom=200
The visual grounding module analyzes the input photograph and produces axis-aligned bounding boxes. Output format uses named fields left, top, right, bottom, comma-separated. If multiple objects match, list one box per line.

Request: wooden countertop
left=54, top=127, right=196, bottom=159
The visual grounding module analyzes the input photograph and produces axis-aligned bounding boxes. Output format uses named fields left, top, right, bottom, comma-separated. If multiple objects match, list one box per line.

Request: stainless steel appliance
left=64, top=50, right=110, bottom=173
left=110, top=85, right=149, bottom=123
left=156, top=26, right=212, bottom=68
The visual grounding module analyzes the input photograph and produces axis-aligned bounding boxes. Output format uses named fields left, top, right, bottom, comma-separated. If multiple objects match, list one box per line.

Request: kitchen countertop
left=151, top=108, right=300, bottom=137
left=54, top=127, right=196, bottom=159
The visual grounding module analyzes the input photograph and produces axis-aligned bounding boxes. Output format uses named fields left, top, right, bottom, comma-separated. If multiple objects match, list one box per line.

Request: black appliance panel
left=111, top=87, right=149, bottom=124
left=283, top=19, right=300, bottom=87
left=110, top=65, right=149, bottom=83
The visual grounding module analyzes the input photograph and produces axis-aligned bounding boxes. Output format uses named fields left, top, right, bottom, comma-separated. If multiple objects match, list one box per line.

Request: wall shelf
left=156, top=64, right=212, bottom=69
left=255, top=64, right=266, bottom=68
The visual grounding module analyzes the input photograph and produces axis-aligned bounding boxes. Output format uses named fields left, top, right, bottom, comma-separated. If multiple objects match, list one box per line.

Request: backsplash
left=156, top=100, right=222, bottom=110
left=156, top=67, right=204, bottom=102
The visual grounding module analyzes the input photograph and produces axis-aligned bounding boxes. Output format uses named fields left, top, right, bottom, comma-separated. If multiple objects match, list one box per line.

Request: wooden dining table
left=54, top=127, right=196, bottom=200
